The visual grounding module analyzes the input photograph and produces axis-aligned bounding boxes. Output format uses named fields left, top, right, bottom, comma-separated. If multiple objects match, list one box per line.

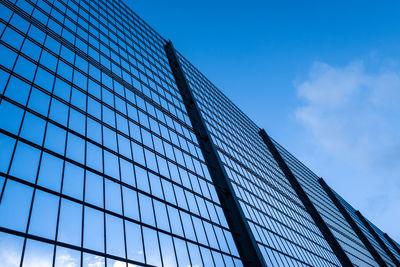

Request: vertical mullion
left=318, top=177, right=387, bottom=267
left=258, top=129, right=352, bottom=267
left=164, top=41, right=267, bottom=267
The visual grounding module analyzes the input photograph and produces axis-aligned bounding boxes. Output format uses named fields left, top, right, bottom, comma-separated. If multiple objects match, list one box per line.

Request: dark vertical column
left=258, top=129, right=353, bottom=267
left=355, top=211, right=400, bottom=267
left=164, top=41, right=267, bottom=267
left=384, top=234, right=400, bottom=256
left=318, top=178, right=387, bottom=267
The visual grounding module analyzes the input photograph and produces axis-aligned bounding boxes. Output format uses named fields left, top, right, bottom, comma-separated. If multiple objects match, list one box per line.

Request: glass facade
left=334, top=192, right=398, bottom=267
left=274, top=141, right=379, bottom=266
left=0, top=0, right=241, bottom=266
left=177, top=54, right=341, bottom=266
left=0, top=0, right=399, bottom=266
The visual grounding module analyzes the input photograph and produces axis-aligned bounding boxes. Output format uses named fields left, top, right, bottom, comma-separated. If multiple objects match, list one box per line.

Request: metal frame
left=355, top=211, right=400, bottom=266
left=318, top=178, right=387, bottom=267
left=384, top=234, right=400, bottom=256
left=258, top=129, right=353, bottom=267
left=164, top=41, right=267, bottom=267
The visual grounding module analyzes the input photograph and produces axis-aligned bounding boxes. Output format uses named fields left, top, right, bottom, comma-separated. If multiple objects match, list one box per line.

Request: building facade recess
left=0, top=0, right=399, bottom=266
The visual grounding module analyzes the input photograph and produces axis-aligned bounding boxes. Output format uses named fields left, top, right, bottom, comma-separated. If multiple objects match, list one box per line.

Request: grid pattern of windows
left=367, top=218, right=400, bottom=263
left=0, top=0, right=243, bottom=266
left=177, top=53, right=342, bottom=266
left=273, top=141, right=379, bottom=267
left=1, top=0, right=399, bottom=266
left=335, top=192, right=397, bottom=267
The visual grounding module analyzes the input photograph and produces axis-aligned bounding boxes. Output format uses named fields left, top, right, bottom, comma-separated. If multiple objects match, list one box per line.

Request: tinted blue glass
left=105, top=214, right=125, bottom=257
left=28, top=190, right=59, bottom=239
left=86, top=117, right=102, bottom=143
left=62, top=162, right=84, bottom=200
left=0, top=180, right=33, bottom=231
left=44, top=123, right=66, bottom=155
left=174, top=237, right=191, bottom=267
left=105, top=179, right=122, bottom=214
left=9, top=142, right=41, bottom=183
left=22, top=239, right=53, bottom=267
left=125, top=221, right=144, bottom=262
left=139, top=193, right=155, bottom=226
left=86, top=142, right=103, bottom=172
left=120, top=158, right=135, bottom=187
left=0, top=4, right=13, bottom=22
left=58, top=198, right=82, bottom=246
left=0, top=133, right=16, bottom=172
left=27, top=88, right=51, bottom=116
left=20, top=112, right=46, bottom=145
left=34, top=68, right=54, bottom=93
left=122, top=186, right=139, bottom=221
left=83, top=206, right=104, bottom=252
left=55, top=246, right=81, bottom=267
left=143, top=227, right=162, bottom=266
left=4, top=76, right=31, bottom=105
left=66, top=133, right=85, bottom=163
left=159, top=233, right=177, bottom=267
left=83, top=253, right=105, bottom=267
left=0, top=43, right=17, bottom=69
left=69, top=108, right=85, bottom=135
left=1, top=27, right=24, bottom=50
left=13, top=56, right=37, bottom=81
left=0, top=231, right=24, bottom=267
left=49, top=99, right=68, bottom=126
left=37, top=152, right=63, bottom=192
left=53, top=78, right=71, bottom=102
left=21, top=39, right=41, bottom=62
left=9, top=14, right=29, bottom=33
left=85, top=171, right=104, bottom=207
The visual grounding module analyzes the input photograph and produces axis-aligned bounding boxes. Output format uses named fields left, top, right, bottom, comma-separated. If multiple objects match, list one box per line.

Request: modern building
left=0, top=0, right=399, bottom=266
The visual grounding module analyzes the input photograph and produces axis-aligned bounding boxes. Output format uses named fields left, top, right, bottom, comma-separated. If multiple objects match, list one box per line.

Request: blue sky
left=127, top=1, right=400, bottom=240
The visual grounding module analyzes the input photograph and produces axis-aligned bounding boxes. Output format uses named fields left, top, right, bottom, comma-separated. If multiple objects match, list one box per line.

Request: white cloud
left=294, top=60, right=400, bottom=241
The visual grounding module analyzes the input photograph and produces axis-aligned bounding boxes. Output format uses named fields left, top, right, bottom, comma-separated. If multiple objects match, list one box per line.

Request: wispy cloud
left=294, top=60, right=400, bottom=240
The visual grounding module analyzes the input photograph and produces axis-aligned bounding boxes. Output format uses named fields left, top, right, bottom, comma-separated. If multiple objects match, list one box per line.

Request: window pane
left=9, top=142, right=41, bottom=183
left=125, top=221, right=144, bottom=263
left=4, top=76, right=31, bottom=105
left=58, top=198, right=82, bottom=246
left=83, top=206, right=104, bottom=252
left=20, top=112, right=46, bottom=145
left=159, top=233, right=177, bottom=267
left=62, top=162, right=84, bottom=200
left=83, top=253, right=105, bottom=267
left=0, top=100, right=24, bottom=135
left=104, top=151, right=120, bottom=179
left=27, top=88, right=50, bottom=116
left=0, top=180, right=33, bottom=231
left=105, top=214, right=125, bottom=258
left=28, top=190, right=59, bottom=239
left=139, top=193, right=155, bottom=227
left=37, top=152, right=63, bottom=192
left=0, top=231, right=24, bottom=267
left=0, top=133, right=16, bottom=172
left=122, top=186, right=139, bottom=221
left=85, top=171, right=103, bottom=207
left=174, top=238, right=191, bottom=267
left=66, top=133, right=85, bottom=163
left=55, top=246, right=81, bottom=267
left=143, top=227, right=161, bottom=266
left=44, top=123, right=66, bottom=155
left=120, top=158, right=135, bottom=187
left=22, top=239, right=53, bottom=267
left=105, top=179, right=122, bottom=214
left=86, top=142, right=103, bottom=172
